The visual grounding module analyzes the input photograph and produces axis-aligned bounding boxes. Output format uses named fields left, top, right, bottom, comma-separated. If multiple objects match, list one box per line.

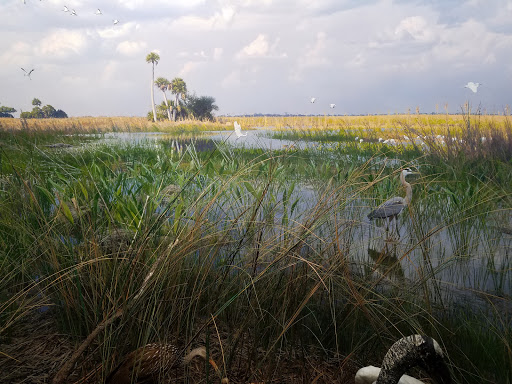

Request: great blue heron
left=367, top=168, right=417, bottom=232
left=233, top=121, right=247, bottom=138
left=106, top=343, right=228, bottom=384
left=355, top=335, right=451, bottom=384
left=464, top=82, right=480, bottom=93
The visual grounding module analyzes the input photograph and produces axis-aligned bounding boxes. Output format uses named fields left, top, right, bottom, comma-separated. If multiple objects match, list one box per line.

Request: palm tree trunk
left=172, top=94, right=178, bottom=121
left=162, top=92, right=171, bottom=120
left=151, top=64, right=157, bottom=122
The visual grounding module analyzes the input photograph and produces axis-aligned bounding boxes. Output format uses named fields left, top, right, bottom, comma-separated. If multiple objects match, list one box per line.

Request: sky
left=1, top=0, right=511, bottom=117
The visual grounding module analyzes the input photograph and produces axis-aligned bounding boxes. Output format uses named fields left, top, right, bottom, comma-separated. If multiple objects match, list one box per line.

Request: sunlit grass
left=0, top=121, right=510, bottom=383
left=0, top=116, right=231, bottom=133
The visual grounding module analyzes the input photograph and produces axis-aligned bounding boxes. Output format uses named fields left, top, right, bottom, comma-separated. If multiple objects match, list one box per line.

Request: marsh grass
left=0, top=119, right=510, bottom=383
left=0, top=116, right=231, bottom=133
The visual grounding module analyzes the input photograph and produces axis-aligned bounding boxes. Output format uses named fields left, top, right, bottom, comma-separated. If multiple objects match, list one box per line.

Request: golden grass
left=216, top=114, right=511, bottom=145
left=1, top=113, right=509, bottom=140
left=220, top=113, right=509, bottom=131
left=0, top=116, right=231, bottom=133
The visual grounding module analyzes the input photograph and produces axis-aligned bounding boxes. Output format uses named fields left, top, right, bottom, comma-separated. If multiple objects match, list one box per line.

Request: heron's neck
left=375, top=345, right=414, bottom=384
left=183, top=347, right=206, bottom=364
left=401, top=173, right=412, bottom=206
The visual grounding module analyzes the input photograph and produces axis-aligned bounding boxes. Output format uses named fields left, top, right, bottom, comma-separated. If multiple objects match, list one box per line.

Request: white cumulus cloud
left=116, top=40, right=147, bottom=56
left=394, top=16, right=435, bottom=42
left=237, top=34, right=269, bottom=58
left=37, top=29, right=87, bottom=58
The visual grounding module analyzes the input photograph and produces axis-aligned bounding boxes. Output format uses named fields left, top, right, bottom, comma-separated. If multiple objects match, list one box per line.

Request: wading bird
left=234, top=121, right=247, bottom=138
left=106, top=343, right=228, bottom=384
left=21, top=68, right=34, bottom=79
left=113, top=19, right=119, bottom=25
left=464, top=82, right=480, bottom=93
left=355, top=334, right=451, bottom=384
left=95, top=8, right=102, bottom=15
left=70, top=9, right=77, bottom=16
left=310, top=97, right=316, bottom=103
left=330, top=103, right=336, bottom=108
left=367, top=168, right=417, bottom=233
left=62, top=5, right=69, bottom=12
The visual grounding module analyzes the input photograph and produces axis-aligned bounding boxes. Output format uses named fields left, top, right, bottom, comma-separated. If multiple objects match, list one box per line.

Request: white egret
left=113, top=19, right=119, bottom=25
left=464, top=82, right=480, bottom=93
left=355, top=335, right=451, bottom=384
left=21, top=68, right=34, bottom=79
left=367, top=168, right=417, bottom=233
left=330, top=103, right=336, bottom=108
left=70, top=9, right=77, bottom=15
left=310, top=97, right=316, bottom=103
left=95, top=8, right=102, bottom=15
left=234, top=121, right=247, bottom=138
left=63, top=5, right=69, bottom=12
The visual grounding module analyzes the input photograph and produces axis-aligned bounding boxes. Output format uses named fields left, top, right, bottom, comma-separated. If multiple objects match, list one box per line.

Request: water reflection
left=73, top=130, right=511, bottom=307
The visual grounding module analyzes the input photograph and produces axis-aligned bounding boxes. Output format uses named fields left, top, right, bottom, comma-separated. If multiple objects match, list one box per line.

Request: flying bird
left=367, top=168, right=417, bottom=233
left=95, top=8, right=102, bottom=15
left=21, top=68, right=34, bottom=79
left=329, top=104, right=336, bottom=108
left=310, top=97, right=316, bottom=103
left=355, top=335, right=451, bottom=384
left=70, top=9, right=77, bottom=16
left=63, top=5, right=69, bottom=12
left=234, top=121, right=247, bottom=138
left=113, top=19, right=119, bottom=25
left=464, top=82, right=480, bottom=93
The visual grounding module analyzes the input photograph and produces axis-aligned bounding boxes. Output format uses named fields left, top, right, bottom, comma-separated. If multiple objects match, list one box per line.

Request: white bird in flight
left=21, top=68, right=34, bottom=79
left=113, top=19, right=119, bottom=25
left=95, top=9, right=102, bottom=15
left=464, top=82, right=480, bottom=93
left=70, top=9, right=77, bottom=16
left=63, top=5, right=69, bottom=12
left=330, top=103, right=336, bottom=108
left=310, top=97, right=316, bottom=103
left=234, top=121, right=247, bottom=138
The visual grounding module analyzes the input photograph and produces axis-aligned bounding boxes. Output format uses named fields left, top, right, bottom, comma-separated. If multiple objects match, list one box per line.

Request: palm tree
left=154, top=77, right=171, bottom=120
left=145, top=52, right=160, bottom=122
left=169, top=77, right=187, bottom=121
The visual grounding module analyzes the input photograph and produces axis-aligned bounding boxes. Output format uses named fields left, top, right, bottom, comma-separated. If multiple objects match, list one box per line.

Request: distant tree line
left=19, top=98, right=68, bottom=119
left=0, top=103, right=17, bottom=118
left=146, top=52, right=218, bottom=122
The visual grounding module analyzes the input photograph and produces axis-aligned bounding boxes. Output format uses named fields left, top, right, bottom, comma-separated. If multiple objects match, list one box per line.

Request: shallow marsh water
left=68, top=130, right=512, bottom=314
